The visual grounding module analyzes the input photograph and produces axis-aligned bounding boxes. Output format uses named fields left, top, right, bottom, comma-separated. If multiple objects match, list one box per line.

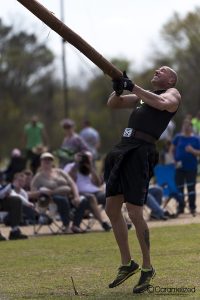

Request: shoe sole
left=109, top=267, right=140, bottom=288
left=133, top=270, right=156, bottom=294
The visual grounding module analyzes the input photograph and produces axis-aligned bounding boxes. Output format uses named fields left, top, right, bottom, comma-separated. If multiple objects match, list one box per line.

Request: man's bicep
left=162, top=90, right=180, bottom=111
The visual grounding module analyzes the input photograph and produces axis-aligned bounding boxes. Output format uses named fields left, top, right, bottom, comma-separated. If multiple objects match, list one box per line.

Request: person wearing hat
left=31, top=152, right=90, bottom=233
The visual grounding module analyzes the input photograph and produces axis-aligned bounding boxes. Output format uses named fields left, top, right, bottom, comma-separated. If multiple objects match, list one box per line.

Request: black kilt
left=104, top=138, right=159, bottom=206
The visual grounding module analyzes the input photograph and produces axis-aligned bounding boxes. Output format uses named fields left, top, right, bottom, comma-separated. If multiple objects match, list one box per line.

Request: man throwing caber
left=104, top=66, right=181, bottom=293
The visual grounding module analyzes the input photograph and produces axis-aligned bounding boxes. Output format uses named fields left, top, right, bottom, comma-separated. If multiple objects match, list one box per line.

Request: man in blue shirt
left=172, top=119, right=200, bottom=215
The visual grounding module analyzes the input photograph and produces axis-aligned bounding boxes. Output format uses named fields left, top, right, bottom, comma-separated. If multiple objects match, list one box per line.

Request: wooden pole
left=17, top=0, right=123, bottom=79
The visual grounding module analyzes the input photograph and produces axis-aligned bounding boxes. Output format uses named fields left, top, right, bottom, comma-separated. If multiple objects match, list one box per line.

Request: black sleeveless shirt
left=127, top=90, right=178, bottom=139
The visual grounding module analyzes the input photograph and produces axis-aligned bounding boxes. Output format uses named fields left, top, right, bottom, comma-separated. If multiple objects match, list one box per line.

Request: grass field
left=0, top=224, right=199, bottom=300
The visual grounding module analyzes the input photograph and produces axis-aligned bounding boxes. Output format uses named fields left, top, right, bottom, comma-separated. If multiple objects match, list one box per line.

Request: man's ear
left=168, top=77, right=175, bottom=86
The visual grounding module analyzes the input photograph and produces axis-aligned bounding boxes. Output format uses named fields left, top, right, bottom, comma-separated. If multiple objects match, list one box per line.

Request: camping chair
left=33, top=196, right=63, bottom=235
left=153, top=163, right=181, bottom=213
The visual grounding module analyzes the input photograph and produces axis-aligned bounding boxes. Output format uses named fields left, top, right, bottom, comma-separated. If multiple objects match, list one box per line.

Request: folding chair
left=33, top=199, right=63, bottom=235
left=153, top=163, right=180, bottom=212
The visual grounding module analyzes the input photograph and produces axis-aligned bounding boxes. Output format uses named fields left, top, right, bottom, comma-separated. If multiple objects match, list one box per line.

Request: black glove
left=122, top=71, right=135, bottom=92
left=112, top=71, right=134, bottom=96
left=112, top=77, right=124, bottom=96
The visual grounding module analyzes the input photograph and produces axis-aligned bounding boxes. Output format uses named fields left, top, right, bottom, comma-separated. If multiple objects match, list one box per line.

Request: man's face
left=151, top=66, right=172, bottom=88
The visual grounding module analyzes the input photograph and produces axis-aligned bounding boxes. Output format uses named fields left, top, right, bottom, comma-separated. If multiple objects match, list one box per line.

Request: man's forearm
left=107, top=91, right=139, bottom=109
left=133, top=85, right=163, bottom=109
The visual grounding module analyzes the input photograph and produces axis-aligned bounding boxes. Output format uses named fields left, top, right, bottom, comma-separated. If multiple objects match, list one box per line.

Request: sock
left=122, top=260, right=132, bottom=267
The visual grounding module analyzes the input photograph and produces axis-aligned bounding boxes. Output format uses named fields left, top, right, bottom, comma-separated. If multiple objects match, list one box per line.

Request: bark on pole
left=17, top=0, right=123, bottom=79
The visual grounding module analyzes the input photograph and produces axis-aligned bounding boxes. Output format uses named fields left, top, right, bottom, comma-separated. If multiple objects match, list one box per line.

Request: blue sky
left=1, top=0, right=200, bottom=81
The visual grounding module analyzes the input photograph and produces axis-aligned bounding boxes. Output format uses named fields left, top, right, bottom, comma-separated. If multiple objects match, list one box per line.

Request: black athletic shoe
left=9, top=229, right=28, bottom=240
left=109, top=260, right=140, bottom=288
left=133, top=267, right=156, bottom=294
left=102, top=222, right=111, bottom=232
left=190, top=209, right=196, bottom=217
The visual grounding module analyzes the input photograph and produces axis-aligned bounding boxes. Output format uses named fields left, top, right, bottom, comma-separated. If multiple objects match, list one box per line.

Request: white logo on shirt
left=123, top=128, right=133, bottom=137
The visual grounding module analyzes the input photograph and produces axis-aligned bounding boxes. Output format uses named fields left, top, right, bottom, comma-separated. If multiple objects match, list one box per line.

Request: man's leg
left=1, top=196, right=28, bottom=240
left=148, top=186, right=163, bottom=206
left=126, top=203, right=155, bottom=293
left=126, top=203, right=151, bottom=268
left=106, top=195, right=131, bottom=264
left=175, top=169, right=185, bottom=213
left=52, top=195, right=70, bottom=230
left=146, top=194, right=166, bottom=220
left=105, top=195, right=140, bottom=288
left=86, top=194, right=111, bottom=231
left=186, top=170, right=197, bottom=215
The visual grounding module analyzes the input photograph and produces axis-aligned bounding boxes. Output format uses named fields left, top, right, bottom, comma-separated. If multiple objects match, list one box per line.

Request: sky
left=1, top=0, right=200, bottom=83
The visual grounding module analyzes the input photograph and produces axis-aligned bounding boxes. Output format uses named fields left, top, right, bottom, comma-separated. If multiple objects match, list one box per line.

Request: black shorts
left=104, top=143, right=158, bottom=206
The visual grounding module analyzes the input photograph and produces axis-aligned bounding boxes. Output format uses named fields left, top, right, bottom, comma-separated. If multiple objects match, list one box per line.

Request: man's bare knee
left=126, top=203, right=144, bottom=225
left=105, top=195, right=123, bottom=221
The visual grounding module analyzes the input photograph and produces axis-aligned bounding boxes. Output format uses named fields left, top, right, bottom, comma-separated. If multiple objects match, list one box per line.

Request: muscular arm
left=107, top=92, right=140, bottom=109
left=132, top=86, right=181, bottom=112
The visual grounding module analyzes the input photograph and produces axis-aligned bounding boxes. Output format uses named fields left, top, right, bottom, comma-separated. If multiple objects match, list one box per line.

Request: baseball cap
left=40, top=152, right=54, bottom=160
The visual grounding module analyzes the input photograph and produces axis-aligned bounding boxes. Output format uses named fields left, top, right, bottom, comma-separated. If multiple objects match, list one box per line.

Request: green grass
left=0, top=224, right=199, bottom=300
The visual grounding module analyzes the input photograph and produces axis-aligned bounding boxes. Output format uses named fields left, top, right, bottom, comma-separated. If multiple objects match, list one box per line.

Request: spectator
left=31, top=152, right=92, bottom=233
left=4, top=148, right=26, bottom=182
left=64, top=151, right=111, bottom=231
left=10, top=172, right=39, bottom=225
left=192, top=110, right=200, bottom=136
left=172, top=119, right=200, bottom=216
left=147, top=185, right=174, bottom=220
left=23, top=115, right=48, bottom=173
left=58, top=118, right=89, bottom=167
left=23, top=169, right=34, bottom=192
left=0, top=177, right=28, bottom=241
left=79, top=120, right=101, bottom=161
left=64, top=151, right=106, bottom=207
left=159, top=140, right=175, bottom=165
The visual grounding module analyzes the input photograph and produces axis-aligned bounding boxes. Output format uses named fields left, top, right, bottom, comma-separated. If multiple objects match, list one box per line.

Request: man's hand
left=112, top=71, right=134, bottom=96
left=112, top=77, right=124, bottom=96
left=123, top=71, right=135, bottom=92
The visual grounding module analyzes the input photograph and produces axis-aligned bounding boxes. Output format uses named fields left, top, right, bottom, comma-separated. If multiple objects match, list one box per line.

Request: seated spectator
left=64, top=151, right=106, bottom=207
left=70, top=194, right=111, bottom=233
left=4, top=148, right=26, bottom=182
left=31, top=152, right=98, bottom=233
left=64, top=151, right=111, bottom=231
left=147, top=185, right=175, bottom=220
left=23, top=169, right=34, bottom=192
left=11, top=172, right=39, bottom=225
left=0, top=176, right=28, bottom=241
left=58, top=118, right=89, bottom=167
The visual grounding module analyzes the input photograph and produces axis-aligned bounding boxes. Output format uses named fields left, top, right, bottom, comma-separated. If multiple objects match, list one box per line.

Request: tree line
left=0, top=7, right=200, bottom=158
